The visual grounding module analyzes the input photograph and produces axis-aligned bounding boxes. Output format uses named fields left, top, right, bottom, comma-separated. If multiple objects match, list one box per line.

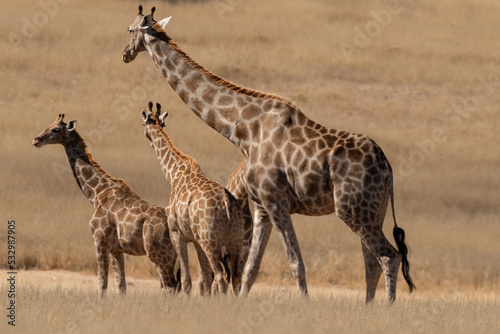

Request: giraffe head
left=32, top=114, right=77, bottom=148
left=141, top=101, right=168, bottom=143
left=122, top=5, right=172, bottom=63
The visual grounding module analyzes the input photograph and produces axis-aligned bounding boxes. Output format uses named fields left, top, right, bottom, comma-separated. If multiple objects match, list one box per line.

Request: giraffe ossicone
left=33, top=114, right=179, bottom=296
left=123, top=6, right=415, bottom=302
left=141, top=102, right=248, bottom=295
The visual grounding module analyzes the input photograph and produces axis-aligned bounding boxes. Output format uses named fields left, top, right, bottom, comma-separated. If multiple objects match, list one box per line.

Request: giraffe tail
left=387, top=163, right=416, bottom=293
left=222, top=252, right=231, bottom=282
left=175, top=266, right=182, bottom=293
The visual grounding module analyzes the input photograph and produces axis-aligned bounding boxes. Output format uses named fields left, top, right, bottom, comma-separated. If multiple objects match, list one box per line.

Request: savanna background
left=1, top=0, right=499, bottom=332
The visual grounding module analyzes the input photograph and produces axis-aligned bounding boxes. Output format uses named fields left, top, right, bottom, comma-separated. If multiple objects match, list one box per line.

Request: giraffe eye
left=52, top=128, right=60, bottom=134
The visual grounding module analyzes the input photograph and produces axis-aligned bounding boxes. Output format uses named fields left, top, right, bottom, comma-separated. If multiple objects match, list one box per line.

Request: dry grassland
left=1, top=0, right=500, bottom=331
left=1, top=270, right=499, bottom=334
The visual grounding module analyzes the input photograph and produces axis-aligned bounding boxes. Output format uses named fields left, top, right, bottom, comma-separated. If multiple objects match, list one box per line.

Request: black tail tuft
left=393, top=226, right=415, bottom=293
left=175, top=267, right=182, bottom=293
left=222, top=252, right=231, bottom=282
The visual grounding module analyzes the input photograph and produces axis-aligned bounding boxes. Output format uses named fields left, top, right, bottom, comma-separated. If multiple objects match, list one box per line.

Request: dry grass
left=1, top=0, right=500, bottom=329
left=1, top=270, right=499, bottom=334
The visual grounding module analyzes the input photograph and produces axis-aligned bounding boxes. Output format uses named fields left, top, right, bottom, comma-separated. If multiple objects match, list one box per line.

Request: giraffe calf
left=33, top=114, right=179, bottom=296
left=142, top=102, right=247, bottom=295
left=226, top=158, right=253, bottom=267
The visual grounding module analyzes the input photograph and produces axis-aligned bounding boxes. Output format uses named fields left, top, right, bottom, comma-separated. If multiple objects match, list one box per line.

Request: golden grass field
left=1, top=0, right=500, bottom=332
left=1, top=269, right=499, bottom=333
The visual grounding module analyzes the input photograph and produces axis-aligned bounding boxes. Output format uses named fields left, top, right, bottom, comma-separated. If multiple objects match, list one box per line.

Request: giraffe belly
left=289, top=192, right=336, bottom=216
left=118, top=238, right=147, bottom=256
left=286, top=168, right=336, bottom=216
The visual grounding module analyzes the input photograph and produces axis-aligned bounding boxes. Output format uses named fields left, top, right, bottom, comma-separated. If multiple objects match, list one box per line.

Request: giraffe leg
left=205, top=252, right=228, bottom=295
left=266, top=202, right=308, bottom=295
left=240, top=208, right=273, bottom=295
left=194, top=242, right=213, bottom=296
left=152, top=259, right=177, bottom=294
left=171, top=232, right=192, bottom=294
left=195, top=237, right=227, bottom=295
left=110, top=251, right=126, bottom=294
left=362, top=241, right=383, bottom=303
left=94, top=240, right=110, bottom=297
left=359, top=229, right=401, bottom=303
left=156, top=205, right=179, bottom=292
left=230, top=249, right=243, bottom=295
left=145, top=236, right=177, bottom=293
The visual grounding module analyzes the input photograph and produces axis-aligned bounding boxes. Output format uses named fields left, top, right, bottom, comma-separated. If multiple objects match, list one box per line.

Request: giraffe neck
left=147, top=123, right=200, bottom=186
left=143, top=26, right=293, bottom=156
left=63, top=131, right=114, bottom=204
left=226, top=159, right=248, bottom=205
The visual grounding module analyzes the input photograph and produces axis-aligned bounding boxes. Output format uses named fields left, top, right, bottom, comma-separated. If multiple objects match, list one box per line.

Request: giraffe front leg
left=111, top=251, right=126, bottom=294
left=94, top=240, right=110, bottom=297
left=240, top=207, right=273, bottom=296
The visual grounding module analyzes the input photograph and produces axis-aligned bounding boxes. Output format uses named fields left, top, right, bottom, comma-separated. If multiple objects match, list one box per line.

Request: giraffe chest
left=114, top=211, right=147, bottom=256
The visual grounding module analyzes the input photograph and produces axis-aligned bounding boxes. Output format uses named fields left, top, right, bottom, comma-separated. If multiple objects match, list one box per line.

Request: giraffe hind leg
left=194, top=242, right=213, bottom=296
left=171, top=233, right=192, bottom=294
left=145, top=241, right=177, bottom=293
left=198, top=241, right=227, bottom=295
left=361, top=241, right=383, bottom=303
left=240, top=208, right=273, bottom=295
left=360, top=229, right=401, bottom=303
left=207, top=254, right=228, bottom=295
left=266, top=202, right=308, bottom=295
left=230, top=251, right=243, bottom=295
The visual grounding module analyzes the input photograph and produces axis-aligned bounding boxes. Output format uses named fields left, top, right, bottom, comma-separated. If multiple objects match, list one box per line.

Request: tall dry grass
left=0, top=0, right=499, bottom=303
left=1, top=271, right=499, bottom=334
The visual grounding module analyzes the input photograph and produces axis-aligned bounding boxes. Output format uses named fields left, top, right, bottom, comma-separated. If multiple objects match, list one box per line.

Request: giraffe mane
left=71, top=131, right=132, bottom=189
left=151, top=22, right=293, bottom=104
left=150, top=114, right=202, bottom=172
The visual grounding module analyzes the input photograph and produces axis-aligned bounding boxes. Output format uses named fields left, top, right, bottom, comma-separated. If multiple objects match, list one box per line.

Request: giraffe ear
left=158, top=16, right=172, bottom=30
left=158, top=112, right=169, bottom=126
left=67, top=120, right=77, bottom=131
left=139, top=15, right=152, bottom=29
left=139, top=18, right=149, bottom=29
left=141, top=110, right=148, bottom=122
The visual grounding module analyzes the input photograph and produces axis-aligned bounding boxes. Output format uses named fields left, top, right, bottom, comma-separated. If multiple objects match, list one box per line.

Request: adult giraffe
left=122, top=6, right=414, bottom=302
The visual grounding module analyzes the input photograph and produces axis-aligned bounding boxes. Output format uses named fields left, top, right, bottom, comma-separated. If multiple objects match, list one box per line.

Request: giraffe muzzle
left=122, top=48, right=136, bottom=63
left=32, top=137, right=42, bottom=147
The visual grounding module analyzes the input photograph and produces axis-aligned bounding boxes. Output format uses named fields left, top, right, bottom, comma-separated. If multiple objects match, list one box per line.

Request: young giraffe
left=141, top=102, right=247, bottom=295
left=32, top=114, right=179, bottom=296
left=123, top=7, right=415, bottom=302
left=226, top=158, right=253, bottom=265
